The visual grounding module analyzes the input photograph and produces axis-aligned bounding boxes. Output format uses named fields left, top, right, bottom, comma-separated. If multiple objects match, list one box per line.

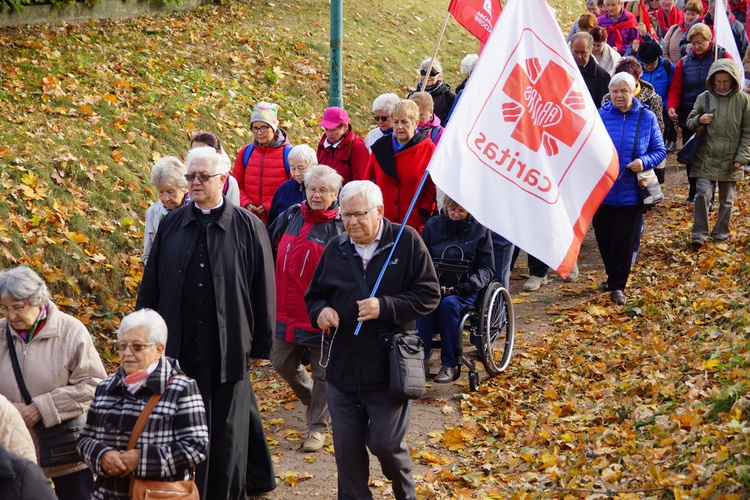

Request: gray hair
left=340, top=181, right=383, bottom=209
left=0, top=266, right=51, bottom=306
left=460, top=54, right=479, bottom=76
left=150, top=156, right=188, bottom=190
left=185, top=146, right=228, bottom=174
left=586, top=0, right=598, bottom=6
left=571, top=31, right=594, bottom=48
left=288, top=145, right=317, bottom=167
left=304, top=164, right=344, bottom=193
left=420, top=57, right=443, bottom=74
left=609, top=72, right=637, bottom=92
left=372, top=93, right=400, bottom=113
left=118, top=309, right=168, bottom=347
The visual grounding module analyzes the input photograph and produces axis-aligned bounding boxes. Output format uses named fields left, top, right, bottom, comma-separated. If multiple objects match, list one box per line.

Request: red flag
left=638, top=0, right=656, bottom=37
left=448, top=0, right=503, bottom=44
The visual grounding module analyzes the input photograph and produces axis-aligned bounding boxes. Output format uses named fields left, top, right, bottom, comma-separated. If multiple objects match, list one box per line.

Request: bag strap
left=632, top=107, right=645, bottom=161
left=5, top=326, right=33, bottom=405
left=343, top=242, right=370, bottom=297
left=127, top=375, right=176, bottom=451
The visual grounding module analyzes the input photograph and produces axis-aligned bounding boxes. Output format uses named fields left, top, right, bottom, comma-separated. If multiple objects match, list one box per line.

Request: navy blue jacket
left=599, top=99, right=666, bottom=206
left=641, top=57, right=673, bottom=109
left=266, top=178, right=306, bottom=229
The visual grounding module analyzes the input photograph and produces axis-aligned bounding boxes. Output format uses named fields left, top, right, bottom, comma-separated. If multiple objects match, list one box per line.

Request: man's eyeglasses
left=0, top=296, right=33, bottom=315
left=307, top=187, right=332, bottom=197
left=116, top=342, right=155, bottom=353
left=341, top=208, right=375, bottom=221
left=420, top=69, right=439, bottom=77
left=252, top=125, right=272, bottom=134
left=185, top=172, right=222, bottom=183
left=373, top=115, right=389, bottom=122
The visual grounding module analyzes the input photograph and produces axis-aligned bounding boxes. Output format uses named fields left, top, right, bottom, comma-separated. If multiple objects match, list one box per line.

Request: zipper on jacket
left=299, top=249, right=311, bottom=277
left=282, top=242, right=291, bottom=272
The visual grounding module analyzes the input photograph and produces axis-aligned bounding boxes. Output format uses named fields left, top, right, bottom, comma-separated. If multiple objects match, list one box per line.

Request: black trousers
left=592, top=204, right=643, bottom=292
left=184, top=364, right=274, bottom=500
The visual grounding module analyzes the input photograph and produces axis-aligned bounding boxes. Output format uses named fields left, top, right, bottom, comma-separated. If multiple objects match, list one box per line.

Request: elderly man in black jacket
left=571, top=31, right=611, bottom=109
left=136, top=146, right=276, bottom=499
left=305, top=180, right=440, bottom=500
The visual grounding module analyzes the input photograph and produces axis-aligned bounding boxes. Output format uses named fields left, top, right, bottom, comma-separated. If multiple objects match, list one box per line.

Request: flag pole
left=353, top=169, right=432, bottom=336
left=420, top=10, right=452, bottom=92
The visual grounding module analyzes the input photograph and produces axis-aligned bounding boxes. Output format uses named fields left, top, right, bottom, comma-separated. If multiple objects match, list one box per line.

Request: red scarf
left=606, top=10, right=639, bottom=53
left=656, top=6, right=684, bottom=34
left=729, top=0, right=747, bottom=14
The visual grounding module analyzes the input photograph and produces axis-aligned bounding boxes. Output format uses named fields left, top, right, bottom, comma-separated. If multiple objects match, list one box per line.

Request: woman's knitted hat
left=250, top=102, right=280, bottom=131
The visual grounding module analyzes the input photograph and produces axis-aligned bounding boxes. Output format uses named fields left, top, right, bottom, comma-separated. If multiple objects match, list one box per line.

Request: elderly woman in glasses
left=365, top=99, right=437, bottom=233
left=267, top=165, right=344, bottom=453
left=232, top=101, right=293, bottom=223
left=266, top=145, right=317, bottom=229
left=77, top=309, right=209, bottom=500
left=0, top=266, right=106, bottom=500
left=408, top=57, right=456, bottom=125
left=365, top=93, right=401, bottom=152
left=143, top=156, right=190, bottom=265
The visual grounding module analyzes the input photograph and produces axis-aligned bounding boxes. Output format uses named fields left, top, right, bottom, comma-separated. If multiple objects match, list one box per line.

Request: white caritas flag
left=428, top=0, right=619, bottom=278
left=714, top=0, right=745, bottom=88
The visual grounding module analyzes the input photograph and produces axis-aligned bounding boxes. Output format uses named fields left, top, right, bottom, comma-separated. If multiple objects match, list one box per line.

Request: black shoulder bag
left=6, top=326, right=86, bottom=467
left=343, top=244, right=426, bottom=400
left=677, top=93, right=710, bottom=165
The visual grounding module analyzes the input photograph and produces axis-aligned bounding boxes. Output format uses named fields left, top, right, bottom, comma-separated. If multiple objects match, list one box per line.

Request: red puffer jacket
left=232, top=129, right=291, bottom=222
left=316, top=126, right=370, bottom=184
left=270, top=202, right=344, bottom=346
left=365, top=132, right=436, bottom=233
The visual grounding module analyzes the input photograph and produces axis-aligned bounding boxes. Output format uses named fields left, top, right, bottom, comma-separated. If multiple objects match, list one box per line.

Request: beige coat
left=0, top=394, right=36, bottom=463
left=0, top=301, right=106, bottom=478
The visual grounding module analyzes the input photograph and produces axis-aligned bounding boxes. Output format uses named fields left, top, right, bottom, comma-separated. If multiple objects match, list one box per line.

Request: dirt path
left=250, top=162, right=689, bottom=498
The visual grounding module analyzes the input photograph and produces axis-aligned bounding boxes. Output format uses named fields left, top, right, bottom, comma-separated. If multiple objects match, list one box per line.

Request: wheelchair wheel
left=478, top=281, right=515, bottom=376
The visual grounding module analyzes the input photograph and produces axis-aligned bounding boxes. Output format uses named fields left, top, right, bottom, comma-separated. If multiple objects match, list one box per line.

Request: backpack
left=242, top=144, right=293, bottom=175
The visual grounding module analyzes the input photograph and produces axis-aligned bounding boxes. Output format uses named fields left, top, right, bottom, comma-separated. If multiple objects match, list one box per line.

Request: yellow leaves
left=102, top=93, right=118, bottom=105
left=65, top=231, right=89, bottom=245
left=111, top=150, right=126, bottom=163
left=701, top=358, right=720, bottom=370
left=415, top=450, right=451, bottom=465
left=41, top=74, right=64, bottom=97
left=441, top=427, right=467, bottom=450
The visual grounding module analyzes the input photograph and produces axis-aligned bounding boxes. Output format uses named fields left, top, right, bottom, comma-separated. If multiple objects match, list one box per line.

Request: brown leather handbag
left=128, top=376, right=199, bottom=500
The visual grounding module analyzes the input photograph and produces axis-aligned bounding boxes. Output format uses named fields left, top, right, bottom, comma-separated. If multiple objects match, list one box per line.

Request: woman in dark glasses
left=408, top=57, right=456, bottom=125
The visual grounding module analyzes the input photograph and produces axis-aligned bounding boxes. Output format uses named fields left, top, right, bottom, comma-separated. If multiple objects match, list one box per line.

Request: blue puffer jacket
left=599, top=99, right=666, bottom=207
left=641, top=57, right=672, bottom=109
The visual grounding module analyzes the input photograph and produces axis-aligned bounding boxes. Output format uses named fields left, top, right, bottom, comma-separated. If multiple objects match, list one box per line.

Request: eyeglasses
left=251, top=125, right=272, bottom=134
left=341, top=208, right=375, bottom=221
left=373, top=115, right=389, bottom=122
left=0, top=296, right=33, bottom=316
left=185, top=172, right=222, bottom=183
left=116, top=342, right=155, bottom=353
left=307, top=187, right=333, bottom=197
left=420, top=69, right=439, bottom=77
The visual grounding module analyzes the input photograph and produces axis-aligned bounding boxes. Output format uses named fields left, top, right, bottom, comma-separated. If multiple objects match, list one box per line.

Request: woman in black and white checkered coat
left=77, top=309, right=208, bottom=499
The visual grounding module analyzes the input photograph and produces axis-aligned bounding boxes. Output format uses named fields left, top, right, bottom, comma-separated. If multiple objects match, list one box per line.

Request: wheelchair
left=426, top=280, right=515, bottom=391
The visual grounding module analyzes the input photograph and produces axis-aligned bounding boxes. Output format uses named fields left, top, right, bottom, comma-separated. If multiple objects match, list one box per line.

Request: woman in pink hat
left=316, top=106, right=370, bottom=184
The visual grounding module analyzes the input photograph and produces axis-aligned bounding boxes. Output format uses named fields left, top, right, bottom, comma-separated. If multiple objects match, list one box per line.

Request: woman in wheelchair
left=417, top=195, right=494, bottom=383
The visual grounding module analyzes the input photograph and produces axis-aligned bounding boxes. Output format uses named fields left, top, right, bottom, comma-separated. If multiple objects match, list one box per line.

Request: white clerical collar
left=323, top=137, right=343, bottom=149
left=195, top=197, right=224, bottom=215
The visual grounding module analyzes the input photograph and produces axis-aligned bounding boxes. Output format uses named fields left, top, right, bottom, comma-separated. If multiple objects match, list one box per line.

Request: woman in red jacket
left=316, top=106, right=370, bottom=184
left=364, top=99, right=436, bottom=232
left=232, top=101, right=291, bottom=223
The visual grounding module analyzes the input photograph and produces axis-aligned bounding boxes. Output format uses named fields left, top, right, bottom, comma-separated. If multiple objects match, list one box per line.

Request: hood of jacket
left=256, top=127, right=290, bottom=148
left=705, top=58, right=741, bottom=95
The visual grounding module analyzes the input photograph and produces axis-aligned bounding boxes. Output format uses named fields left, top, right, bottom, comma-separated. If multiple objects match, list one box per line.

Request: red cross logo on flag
left=501, top=58, right=587, bottom=156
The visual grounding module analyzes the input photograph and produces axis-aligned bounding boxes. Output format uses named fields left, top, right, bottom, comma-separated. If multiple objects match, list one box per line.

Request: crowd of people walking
left=0, top=1, right=748, bottom=499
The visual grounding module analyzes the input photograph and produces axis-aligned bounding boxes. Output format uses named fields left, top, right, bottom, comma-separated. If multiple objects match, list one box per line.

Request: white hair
left=0, top=266, right=50, bottom=306
left=460, top=54, right=479, bottom=76
left=609, top=72, right=637, bottom=92
left=339, top=181, right=383, bottom=209
left=288, top=145, right=317, bottom=167
left=304, top=164, right=343, bottom=193
left=118, top=309, right=168, bottom=347
left=185, top=146, right=228, bottom=174
left=372, top=93, right=400, bottom=113
left=150, top=156, right=187, bottom=190
left=420, top=57, right=443, bottom=74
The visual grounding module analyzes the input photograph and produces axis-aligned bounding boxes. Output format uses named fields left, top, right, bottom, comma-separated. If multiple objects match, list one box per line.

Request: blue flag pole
left=353, top=169, right=432, bottom=336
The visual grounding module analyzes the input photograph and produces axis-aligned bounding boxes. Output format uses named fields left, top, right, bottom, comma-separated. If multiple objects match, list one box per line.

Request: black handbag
left=6, top=326, right=85, bottom=467
left=343, top=244, right=426, bottom=400
left=432, top=245, right=471, bottom=289
left=677, top=93, right=710, bottom=165
left=632, top=108, right=664, bottom=206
